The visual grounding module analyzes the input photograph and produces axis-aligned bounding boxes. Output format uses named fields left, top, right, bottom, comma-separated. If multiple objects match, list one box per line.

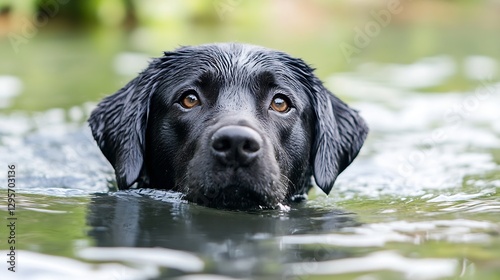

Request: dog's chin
left=184, top=184, right=285, bottom=210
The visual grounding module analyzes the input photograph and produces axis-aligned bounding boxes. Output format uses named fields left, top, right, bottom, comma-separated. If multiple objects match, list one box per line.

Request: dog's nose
left=211, top=125, right=263, bottom=166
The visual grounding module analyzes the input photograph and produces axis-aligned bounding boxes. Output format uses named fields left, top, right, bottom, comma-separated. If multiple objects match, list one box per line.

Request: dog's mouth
left=184, top=184, right=283, bottom=210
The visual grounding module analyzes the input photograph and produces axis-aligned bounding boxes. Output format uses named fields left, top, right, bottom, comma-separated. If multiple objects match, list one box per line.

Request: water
left=1, top=54, right=499, bottom=279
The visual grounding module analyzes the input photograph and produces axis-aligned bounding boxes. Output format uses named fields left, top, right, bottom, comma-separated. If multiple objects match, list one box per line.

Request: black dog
left=89, top=43, right=368, bottom=209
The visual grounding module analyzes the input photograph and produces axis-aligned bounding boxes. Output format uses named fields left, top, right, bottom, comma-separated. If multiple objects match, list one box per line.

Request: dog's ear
left=310, top=79, right=368, bottom=194
left=278, top=53, right=368, bottom=194
left=89, top=70, right=158, bottom=189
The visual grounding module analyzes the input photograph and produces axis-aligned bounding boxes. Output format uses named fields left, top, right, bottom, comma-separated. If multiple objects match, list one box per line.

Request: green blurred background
left=0, top=0, right=499, bottom=112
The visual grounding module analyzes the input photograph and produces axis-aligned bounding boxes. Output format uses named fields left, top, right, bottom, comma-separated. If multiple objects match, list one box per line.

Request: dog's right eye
left=269, top=94, right=291, bottom=113
left=180, top=90, right=201, bottom=109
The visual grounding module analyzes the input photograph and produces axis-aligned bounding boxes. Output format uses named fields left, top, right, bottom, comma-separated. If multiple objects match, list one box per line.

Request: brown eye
left=270, top=95, right=290, bottom=113
left=180, top=91, right=200, bottom=109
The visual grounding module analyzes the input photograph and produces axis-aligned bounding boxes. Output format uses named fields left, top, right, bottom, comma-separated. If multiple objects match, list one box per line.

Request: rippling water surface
left=0, top=57, right=499, bottom=280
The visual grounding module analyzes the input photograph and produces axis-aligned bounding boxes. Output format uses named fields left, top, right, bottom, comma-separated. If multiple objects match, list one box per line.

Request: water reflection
left=86, top=190, right=359, bottom=278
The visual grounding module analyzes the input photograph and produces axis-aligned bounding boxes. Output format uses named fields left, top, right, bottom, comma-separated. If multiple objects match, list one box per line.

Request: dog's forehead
left=167, top=43, right=295, bottom=79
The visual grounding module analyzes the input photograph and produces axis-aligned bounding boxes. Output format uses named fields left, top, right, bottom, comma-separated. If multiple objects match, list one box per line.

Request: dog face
left=89, top=43, right=368, bottom=210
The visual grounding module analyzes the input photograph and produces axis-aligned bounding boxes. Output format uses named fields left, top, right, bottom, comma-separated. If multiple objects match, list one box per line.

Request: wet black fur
left=89, top=43, right=368, bottom=209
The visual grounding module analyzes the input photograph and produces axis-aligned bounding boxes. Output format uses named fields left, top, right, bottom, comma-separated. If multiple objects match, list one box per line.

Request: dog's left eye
left=180, top=90, right=201, bottom=109
left=270, top=95, right=291, bottom=113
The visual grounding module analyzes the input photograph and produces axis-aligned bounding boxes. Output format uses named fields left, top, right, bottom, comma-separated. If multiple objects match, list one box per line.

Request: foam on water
left=0, top=250, right=161, bottom=280
left=286, top=251, right=458, bottom=279
left=0, top=106, right=113, bottom=196
left=331, top=77, right=500, bottom=199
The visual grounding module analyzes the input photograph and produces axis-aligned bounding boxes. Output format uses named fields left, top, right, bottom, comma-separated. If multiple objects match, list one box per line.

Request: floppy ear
left=310, top=79, right=368, bottom=194
left=88, top=71, right=158, bottom=189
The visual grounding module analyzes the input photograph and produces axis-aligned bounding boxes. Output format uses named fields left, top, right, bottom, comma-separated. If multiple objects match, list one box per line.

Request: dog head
left=89, top=43, right=368, bottom=209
